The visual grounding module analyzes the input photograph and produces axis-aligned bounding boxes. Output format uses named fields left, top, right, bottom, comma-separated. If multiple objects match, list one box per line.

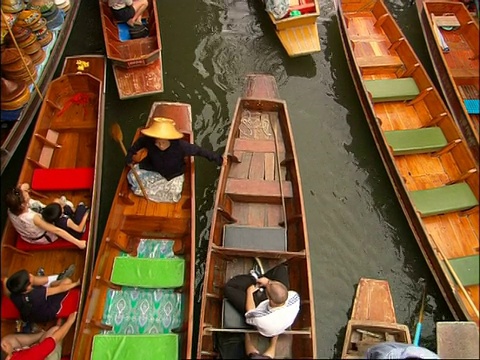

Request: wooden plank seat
left=364, top=78, right=420, bottom=103
left=91, top=334, right=179, bottom=360
left=110, top=257, right=185, bottom=288
left=433, top=14, right=460, bottom=28
left=410, top=183, right=478, bottom=217
left=31, top=167, right=94, bottom=191
left=14, top=222, right=90, bottom=251
left=449, top=254, right=479, bottom=287
left=223, top=224, right=286, bottom=251
left=225, top=179, right=293, bottom=203
left=356, top=55, right=403, bottom=71
left=384, top=127, right=447, bottom=155
left=464, top=99, right=479, bottom=115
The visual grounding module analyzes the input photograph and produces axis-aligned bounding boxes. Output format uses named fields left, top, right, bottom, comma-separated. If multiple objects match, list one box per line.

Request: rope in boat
left=1, top=9, right=43, bottom=100
left=267, top=110, right=288, bottom=250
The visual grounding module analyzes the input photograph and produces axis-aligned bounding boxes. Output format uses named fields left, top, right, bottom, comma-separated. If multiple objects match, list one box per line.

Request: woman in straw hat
left=125, top=117, right=223, bottom=203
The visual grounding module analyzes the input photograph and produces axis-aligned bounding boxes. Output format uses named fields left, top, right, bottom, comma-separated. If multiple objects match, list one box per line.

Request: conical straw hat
left=141, top=117, right=183, bottom=139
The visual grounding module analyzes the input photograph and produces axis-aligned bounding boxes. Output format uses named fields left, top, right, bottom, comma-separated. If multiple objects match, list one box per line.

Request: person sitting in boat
left=108, top=0, right=148, bottom=28
left=125, top=117, right=223, bottom=203
left=5, top=187, right=87, bottom=249
left=0, top=311, right=77, bottom=360
left=19, top=183, right=46, bottom=213
left=5, top=267, right=80, bottom=325
left=245, top=332, right=278, bottom=359
left=223, top=260, right=300, bottom=337
left=42, top=198, right=89, bottom=239
left=366, top=342, right=440, bottom=359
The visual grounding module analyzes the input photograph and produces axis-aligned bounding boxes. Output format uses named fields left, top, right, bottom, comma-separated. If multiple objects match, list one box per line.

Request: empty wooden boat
left=262, top=0, right=321, bottom=57
left=0, top=54, right=106, bottom=358
left=99, top=0, right=163, bottom=99
left=73, top=101, right=195, bottom=359
left=342, top=278, right=411, bottom=358
left=197, top=74, right=316, bottom=358
left=1, top=1, right=83, bottom=174
left=336, top=0, right=479, bottom=324
left=415, top=0, right=479, bottom=163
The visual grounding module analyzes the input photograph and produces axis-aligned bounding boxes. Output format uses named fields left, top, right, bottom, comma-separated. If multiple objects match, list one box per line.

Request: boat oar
left=110, top=123, right=149, bottom=201
left=413, top=283, right=427, bottom=346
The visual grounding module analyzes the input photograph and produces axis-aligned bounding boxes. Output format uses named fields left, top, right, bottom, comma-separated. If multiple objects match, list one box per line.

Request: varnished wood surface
left=0, top=55, right=106, bottom=357
left=197, top=74, right=316, bottom=358
left=73, top=102, right=195, bottom=360
left=266, top=0, right=321, bottom=56
left=416, top=0, right=479, bottom=161
left=336, top=0, right=479, bottom=324
left=0, top=0, right=83, bottom=174
left=341, top=278, right=411, bottom=359
left=99, top=0, right=163, bottom=99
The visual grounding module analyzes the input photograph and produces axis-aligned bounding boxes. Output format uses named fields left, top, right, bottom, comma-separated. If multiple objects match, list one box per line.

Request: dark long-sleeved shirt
left=125, top=136, right=223, bottom=180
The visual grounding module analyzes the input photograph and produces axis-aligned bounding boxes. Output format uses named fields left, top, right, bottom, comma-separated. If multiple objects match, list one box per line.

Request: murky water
left=0, top=0, right=454, bottom=357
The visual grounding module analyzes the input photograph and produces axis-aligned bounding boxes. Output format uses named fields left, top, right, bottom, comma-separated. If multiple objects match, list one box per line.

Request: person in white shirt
left=366, top=342, right=440, bottom=359
left=108, top=0, right=148, bottom=28
left=224, top=263, right=300, bottom=337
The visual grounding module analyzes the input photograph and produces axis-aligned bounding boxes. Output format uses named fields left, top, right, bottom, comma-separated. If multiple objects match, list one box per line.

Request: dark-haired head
left=5, top=187, right=26, bottom=216
left=42, top=203, right=62, bottom=224
left=6, top=270, right=30, bottom=294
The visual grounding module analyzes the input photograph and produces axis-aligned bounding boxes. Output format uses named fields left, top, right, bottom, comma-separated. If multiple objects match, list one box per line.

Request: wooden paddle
left=413, top=283, right=427, bottom=346
left=111, top=123, right=149, bottom=201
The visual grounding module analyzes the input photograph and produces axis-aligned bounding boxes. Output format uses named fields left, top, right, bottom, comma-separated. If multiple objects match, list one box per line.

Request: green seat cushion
left=111, top=257, right=185, bottom=288
left=449, top=255, right=479, bottom=287
left=91, top=334, right=178, bottom=360
left=410, top=183, right=478, bottom=217
left=385, top=127, right=447, bottom=155
left=365, top=78, right=420, bottom=103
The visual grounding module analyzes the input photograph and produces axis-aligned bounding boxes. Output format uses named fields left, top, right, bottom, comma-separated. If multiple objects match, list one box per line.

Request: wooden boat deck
left=0, top=55, right=105, bottom=357
left=73, top=102, right=195, bottom=359
left=267, top=0, right=321, bottom=57
left=342, top=278, right=411, bottom=359
left=416, top=0, right=479, bottom=162
left=197, top=74, right=316, bottom=358
left=99, top=0, right=163, bottom=99
left=337, top=0, right=479, bottom=325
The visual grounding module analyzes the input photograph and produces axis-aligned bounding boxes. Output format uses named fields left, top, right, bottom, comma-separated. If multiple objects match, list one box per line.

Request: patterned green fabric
left=101, top=239, right=184, bottom=335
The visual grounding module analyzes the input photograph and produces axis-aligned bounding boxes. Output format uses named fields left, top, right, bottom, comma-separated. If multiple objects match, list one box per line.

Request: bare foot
left=77, top=240, right=86, bottom=250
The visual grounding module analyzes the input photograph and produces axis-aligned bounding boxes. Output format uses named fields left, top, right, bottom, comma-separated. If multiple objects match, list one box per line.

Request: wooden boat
left=0, top=54, right=106, bottom=357
left=73, top=101, right=195, bottom=359
left=263, top=0, right=321, bottom=57
left=336, top=0, right=479, bottom=324
left=342, top=278, right=411, bottom=359
left=415, top=0, right=479, bottom=163
left=197, top=74, right=316, bottom=358
left=98, top=0, right=163, bottom=99
left=1, top=1, right=83, bottom=174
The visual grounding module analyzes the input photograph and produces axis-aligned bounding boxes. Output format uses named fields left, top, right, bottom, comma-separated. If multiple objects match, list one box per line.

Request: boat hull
left=415, top=0, right=479, bottom=163
left=0, top=54, right=106, bottom=357
left=99, top=0, right=163, bottom=99
left=73, top=102, right=195, bottom=359
left=197, top=74, right=316, bottom=358
left=336, top=0, right=479, bottom=324
left=341, top=278, right=411, bottom=359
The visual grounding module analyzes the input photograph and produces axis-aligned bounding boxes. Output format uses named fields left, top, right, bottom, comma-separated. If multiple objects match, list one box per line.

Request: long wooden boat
left=0, top=54, right=105, bottom=358
left=262, top=0, right=321, bottom=57
left=336, top=0, right=479, bottom=324
left=197, top=74, right=316, bottom=358
left=73, top=101, right=195, bottom=359
left=342, top=278, right=411, bottom=358
left=1, top=2, right=83, bottom=174
left=415, top=0, right=479, bottom=163
left=98, top=0, right=163, bottom=99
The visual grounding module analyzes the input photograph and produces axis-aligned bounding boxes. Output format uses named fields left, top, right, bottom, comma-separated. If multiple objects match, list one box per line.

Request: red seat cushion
left=16, top=223, right=89, bottom=251
left=56, top=288, right=80, bottom=318
left=32, top=167, right=94, bottom=191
